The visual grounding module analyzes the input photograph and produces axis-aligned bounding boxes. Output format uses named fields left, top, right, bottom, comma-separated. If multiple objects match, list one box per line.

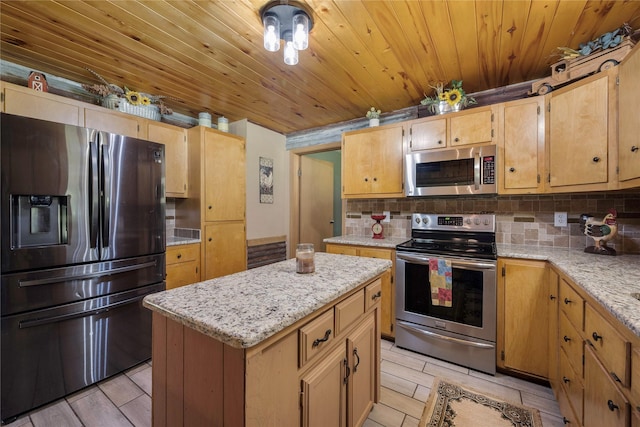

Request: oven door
left=395, top=251, right=496, bottom=342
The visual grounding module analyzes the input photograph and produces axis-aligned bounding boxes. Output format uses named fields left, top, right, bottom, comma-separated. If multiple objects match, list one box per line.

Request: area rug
left=419, top=378, right=543, bottom=427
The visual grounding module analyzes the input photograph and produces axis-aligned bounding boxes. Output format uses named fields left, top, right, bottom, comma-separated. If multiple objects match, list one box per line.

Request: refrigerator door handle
left=101, top=137, right=111, bottom=248
left=18, top=260, right=158, bottom=287
left=89, top=131, right=100, bottom=249
left=18, top=294, right=146, bottom=329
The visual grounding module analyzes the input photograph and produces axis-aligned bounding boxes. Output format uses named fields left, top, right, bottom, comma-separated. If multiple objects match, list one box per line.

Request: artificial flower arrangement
left=81, top=68, right=173, bottom=115
left=365, top=107, right=381, bottom=119
left=420, top=80, right=476, bottom=114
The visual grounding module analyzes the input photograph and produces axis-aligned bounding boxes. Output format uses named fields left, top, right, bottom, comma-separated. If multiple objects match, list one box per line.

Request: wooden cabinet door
left=3, top=83, right=81, bottom=126
left=549, top=75, right=609, bottom=188
left=449, top=109, right=493, bottom=146
left=548, top=267, right=560, bottom=391
left=203, top=130, right=245, bottom=221
left=369, top=124, right=404, bottom=195
left=618, top=43, right=640, bottom=185
left=301, top=344, right=347, bottom=427
left=409, top=118, right=447, bottom=151
left=498, top=259, right=548, bottom=378
left=148, top=121, right=187, bottom=197
left=84, top=107, right=145, bottom=138
left=632, top=347, right=640, bottom=414
left=501, top=98, right=544, bottom=193
left=203, top=221, right=246, bottom=280
left=342, top=130, right=374, bottom=195
left=584, top=345, right=630, bottom=427
left=347, top=314, right=376, bottom=427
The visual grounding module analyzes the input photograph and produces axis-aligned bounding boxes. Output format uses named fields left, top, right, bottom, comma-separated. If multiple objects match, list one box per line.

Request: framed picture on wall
left=259, top=157, right=274, bottom=204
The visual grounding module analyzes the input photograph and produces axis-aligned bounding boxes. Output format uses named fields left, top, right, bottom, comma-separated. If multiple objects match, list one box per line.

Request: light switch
left=554, top=212, right=568, bottom=227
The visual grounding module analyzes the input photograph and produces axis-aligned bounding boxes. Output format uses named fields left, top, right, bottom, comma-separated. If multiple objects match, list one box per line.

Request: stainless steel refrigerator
left=0, top=113, right=166, bottom=421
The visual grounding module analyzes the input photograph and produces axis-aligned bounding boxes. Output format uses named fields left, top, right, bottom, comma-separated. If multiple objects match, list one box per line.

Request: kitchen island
left=143, top=252, right=391, bottom=427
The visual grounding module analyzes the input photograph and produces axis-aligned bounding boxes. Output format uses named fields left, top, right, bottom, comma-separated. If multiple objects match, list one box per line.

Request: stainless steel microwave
left=405, top=145, right=497, bottom=196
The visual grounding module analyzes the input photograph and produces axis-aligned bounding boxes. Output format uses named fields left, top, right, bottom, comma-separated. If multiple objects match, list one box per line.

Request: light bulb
left=284, top=40, right=298, bottom=65
left=263, top=15, right=280, bottom=52
left=292, top=13, right=309, bottom=50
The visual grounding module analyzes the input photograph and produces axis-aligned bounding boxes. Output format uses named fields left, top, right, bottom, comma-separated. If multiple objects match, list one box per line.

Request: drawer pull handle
left=550, top=295, right=556, bottom=300
left=371, top=291, right=382, bottom=300
left=592, top=332, right=602, bottom=342
left=312, top=329, right=331, bottom=348
left=564, top=298, right=572, bottom=304
left=562, top=376, right=570, bottom=384
left=177, top=254, right=182, bottom=259
left=631, top=145, right=639, bottom=153
left=343, top=358, right=350, bottom=384
left=353, top=348, right=360, bottom=372
left=563, top=417, right=570, bottom=424
left=563, top=336, right=571, bottom=342
left=610, top=372, right=621, bottom=383
left=607, top=400, right=619, bottom=411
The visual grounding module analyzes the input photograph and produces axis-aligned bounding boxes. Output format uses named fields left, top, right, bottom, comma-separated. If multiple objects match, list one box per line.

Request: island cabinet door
left=301, top=344, right=347, bottom=427
left=347, top=314, right=376, bottom=427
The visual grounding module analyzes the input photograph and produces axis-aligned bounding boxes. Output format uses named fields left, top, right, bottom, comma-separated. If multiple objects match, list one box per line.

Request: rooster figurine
left=579, top=208, right=618, bottom=255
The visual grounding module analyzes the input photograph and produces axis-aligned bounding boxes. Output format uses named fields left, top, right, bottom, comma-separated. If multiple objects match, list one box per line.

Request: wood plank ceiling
left=1, top=1, right=639, bottom=134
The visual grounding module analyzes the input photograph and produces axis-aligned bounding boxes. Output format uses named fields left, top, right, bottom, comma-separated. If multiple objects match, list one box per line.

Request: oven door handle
left=396, top=253, right=496, bottom=270
left=397, top=321, right=495, bottom=349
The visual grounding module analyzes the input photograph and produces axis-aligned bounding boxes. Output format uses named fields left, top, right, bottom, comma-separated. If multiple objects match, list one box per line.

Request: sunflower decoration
left=125, top=89, right=142, bottom=106
left=141, top=96, right=151, bottom=106
left=444, top=88, right=462, bottom=106
left=420, top=79, right=476, bottom=114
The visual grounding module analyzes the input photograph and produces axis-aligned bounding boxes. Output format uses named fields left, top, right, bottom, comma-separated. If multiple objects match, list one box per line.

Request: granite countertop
left=324, top=235, right=410, bottom=249
left=143, top=253, right=392, bottom=348
left=498, top=244, right=640, bottom=337
left=167, top=236, right=201, bottom=246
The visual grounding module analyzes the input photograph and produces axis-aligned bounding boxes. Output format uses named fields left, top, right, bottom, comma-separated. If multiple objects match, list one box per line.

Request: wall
left=345, top=191, right=640, bottom=254
left=230, top=119, right=290, bottom=243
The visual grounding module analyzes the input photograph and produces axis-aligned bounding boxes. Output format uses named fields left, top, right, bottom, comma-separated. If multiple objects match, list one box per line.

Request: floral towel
left=429, top=258, right=452, bottom=307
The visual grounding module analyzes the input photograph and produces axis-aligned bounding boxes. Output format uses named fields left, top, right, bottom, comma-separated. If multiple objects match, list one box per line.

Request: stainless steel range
left=395, top=213, right=497, bottom=375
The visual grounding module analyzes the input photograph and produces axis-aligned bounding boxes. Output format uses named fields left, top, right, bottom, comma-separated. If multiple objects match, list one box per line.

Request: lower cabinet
left=326, top=243, right=394, bottom=338
left=584, top=345, right=630, bottom=427
left=496, top=258, right=549, bottom=378
left=203, top=221, right=246, bottom=280
left=165, top=243, right=201, bottom=289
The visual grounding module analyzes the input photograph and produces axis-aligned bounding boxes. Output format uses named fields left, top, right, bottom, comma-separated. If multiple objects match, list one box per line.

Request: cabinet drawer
left=559, top=279, right=584, bottom=331
left=299, top=309, right=334, bottom=367
left=335, top=290, right=365, bottom=336
left=365, top=278, right=382, bottom=311
left=585, top=304, right=631, bottom=386
left=166, top=261, right=200, bottom=290
left=559, top=346, right=584, bottom=425
left=559, top=311, right=584, bottom=377
left=358, top=248, right=392, bottom=260
left=584, top=346, right=630, bottom=427
left=326, top=244, right=358, bottom=256
left=166, top=244, right=200, bottom=265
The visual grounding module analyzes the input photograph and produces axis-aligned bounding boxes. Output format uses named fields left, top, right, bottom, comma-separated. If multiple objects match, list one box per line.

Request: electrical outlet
left=554, top=212, right=568, bottom=227
left=383, top=211, right=390, bottom=223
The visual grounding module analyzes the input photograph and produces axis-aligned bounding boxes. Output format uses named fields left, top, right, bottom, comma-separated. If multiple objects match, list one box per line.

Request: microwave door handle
left=474, top=152, right=481, bottom=190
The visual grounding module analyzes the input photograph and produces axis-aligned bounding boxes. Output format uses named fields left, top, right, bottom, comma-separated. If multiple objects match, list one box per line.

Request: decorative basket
left=117, top=100, right=161, bottom=121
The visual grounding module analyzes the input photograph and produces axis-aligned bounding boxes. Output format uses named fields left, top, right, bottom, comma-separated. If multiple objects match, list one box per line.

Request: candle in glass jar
left=296, top=243, right=315, bottom=274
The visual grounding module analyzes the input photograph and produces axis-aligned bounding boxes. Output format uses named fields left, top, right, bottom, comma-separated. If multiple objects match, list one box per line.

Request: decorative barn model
left=530, top=26, right=635, bottom=96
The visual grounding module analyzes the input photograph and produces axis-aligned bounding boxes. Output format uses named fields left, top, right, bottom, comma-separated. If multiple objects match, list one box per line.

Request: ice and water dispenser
left=12, top=195, right=68, bottom=248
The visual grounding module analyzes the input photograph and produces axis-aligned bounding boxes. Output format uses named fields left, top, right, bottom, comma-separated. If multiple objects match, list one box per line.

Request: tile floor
left=6, top=339, right=564, bottom=427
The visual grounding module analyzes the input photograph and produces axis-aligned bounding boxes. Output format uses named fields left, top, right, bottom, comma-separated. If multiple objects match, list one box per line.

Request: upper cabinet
left=407, top=106, right=495, bottom=152
left=342, top=123, right=404, bottom=198
left=547, top=69, right=618, bottom=192
left=1, top=81, right=82, bottom=126
left=618, top=43, right=640, bottom=188
left=147, top=121, right=188, bottom=197
left=498, top=97, right=545, bottom=194
left=84, top=105, right=148, bottom=139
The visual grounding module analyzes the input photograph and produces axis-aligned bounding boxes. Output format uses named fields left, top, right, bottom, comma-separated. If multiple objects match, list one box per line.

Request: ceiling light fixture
left=260, top=1, right=313, bottom=65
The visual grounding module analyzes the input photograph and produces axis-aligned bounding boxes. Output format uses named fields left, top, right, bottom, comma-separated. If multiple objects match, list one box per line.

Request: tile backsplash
left=345, top=191, right=640, bottom=254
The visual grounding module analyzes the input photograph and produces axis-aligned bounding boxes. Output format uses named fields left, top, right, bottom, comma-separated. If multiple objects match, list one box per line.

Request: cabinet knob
left=592, top=331, right=602, bottom=342
left=631, top=145, right=639, bottom=152
left=373, top=177, right=377, bottom=182
left=437, top=140, right=442, bottom=145
left=607, top=400, right=619, bottom=411
left=454, top=137, right=460, bottom=142
left=509, top=167, right=515, bottom=172
left=177, top=254, right=182, bottom=259
left=550, top=294, right=556, bottom=300
left=592, top=156, right=600, bottom=163
left=564, top=298, right=572, bottom=305
left=208, top=237, right=212, bottom=242
left=562, top=376, right=570, bottom=384
left=562, top=417, right=570, bottom=425
left=364, top=178, right=369, bottom=182
left=563, top=335, right=571, bottom=342
left=208, top=205, right=212, bottom=210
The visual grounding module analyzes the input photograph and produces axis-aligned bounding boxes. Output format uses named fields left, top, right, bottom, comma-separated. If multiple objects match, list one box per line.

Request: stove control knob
left=484, top=219, right=490, bottom=225
left=422, top=216, right=429, bottom=225
left=465, top=218, right=472, bottom=224
left=475, top=218, right=481, bottom=225
left=415, top=217, right=421, bottom=224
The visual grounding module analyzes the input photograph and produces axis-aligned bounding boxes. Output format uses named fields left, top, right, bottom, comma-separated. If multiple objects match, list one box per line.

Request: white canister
left=217, top=116, right=229, bottom=132
left=198, top=112, right=212, bottom=127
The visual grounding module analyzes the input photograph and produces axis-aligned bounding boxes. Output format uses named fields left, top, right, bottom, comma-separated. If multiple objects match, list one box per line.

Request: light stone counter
left=498, top=244, right=640, bottom=337
left=324, top=235, right=410, bottom=249
left=166, top=236, right=201, bottom=246
left=143, top=252, right=392, bottom=348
